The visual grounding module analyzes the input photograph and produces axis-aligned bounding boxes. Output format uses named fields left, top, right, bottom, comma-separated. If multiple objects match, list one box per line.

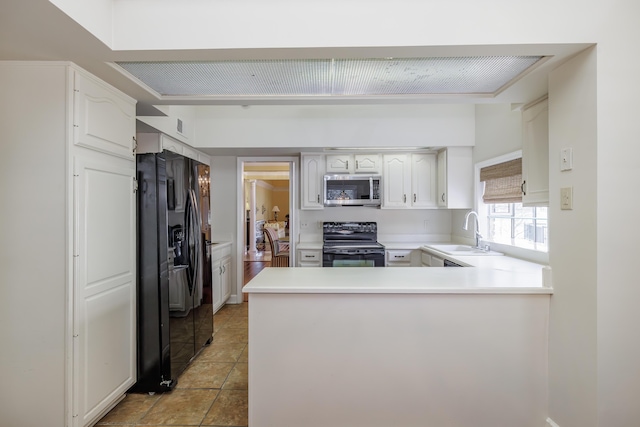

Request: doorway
left=237, top=158, right=297, bottom=302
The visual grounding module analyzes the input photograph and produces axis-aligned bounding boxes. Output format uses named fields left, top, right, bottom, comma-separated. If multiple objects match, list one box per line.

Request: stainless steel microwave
left=323, top=174, right=382, bottom=207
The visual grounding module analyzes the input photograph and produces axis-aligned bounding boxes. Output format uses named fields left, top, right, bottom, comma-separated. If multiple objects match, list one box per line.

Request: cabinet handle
left=356, top=160, right=359, bottom=169
left=403, top=194, right=406, bottom=203
left=305, top=255, right=314, bottom=258
left=346, top=160, right=349, bottom=170
left=521, top=180, right=527, bottom=196
left=441, top=193, right=445, bottom=202
left=413, top=194, right=416, bottom=203
left=317, top=194, right=320, bottom=203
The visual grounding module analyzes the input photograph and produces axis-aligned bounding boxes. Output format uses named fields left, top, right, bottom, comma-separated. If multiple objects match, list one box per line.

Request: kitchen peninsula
left=244, top=266, right=552, bottom=427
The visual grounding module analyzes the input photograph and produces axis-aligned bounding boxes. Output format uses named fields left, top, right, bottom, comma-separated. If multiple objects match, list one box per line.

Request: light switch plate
left=561, top=187, right=573, bottom=210
left=560, top=147, right=573, bottom=171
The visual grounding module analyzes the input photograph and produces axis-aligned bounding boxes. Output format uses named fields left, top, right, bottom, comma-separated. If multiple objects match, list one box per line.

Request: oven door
left=322, top=251, right=385, bottom=267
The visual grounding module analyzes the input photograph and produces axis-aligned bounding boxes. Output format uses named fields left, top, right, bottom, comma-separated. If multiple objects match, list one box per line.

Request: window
left=476, top=152, right=548, bottom=253
left=486, top=203, right=548, bottom=251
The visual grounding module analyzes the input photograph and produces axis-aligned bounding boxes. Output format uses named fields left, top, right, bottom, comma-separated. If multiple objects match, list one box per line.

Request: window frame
left=473, top=151, right=549, bottom=264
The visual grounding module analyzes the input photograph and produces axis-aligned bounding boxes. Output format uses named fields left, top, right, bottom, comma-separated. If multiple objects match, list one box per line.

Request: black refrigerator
left=132, top=151, right=213, bottom=393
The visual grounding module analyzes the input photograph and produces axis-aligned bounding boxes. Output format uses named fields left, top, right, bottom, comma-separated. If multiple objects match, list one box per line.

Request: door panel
left=74, top=154, right=136, bottom=427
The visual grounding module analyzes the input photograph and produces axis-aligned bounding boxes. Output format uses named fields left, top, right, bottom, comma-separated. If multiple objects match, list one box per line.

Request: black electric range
left=322, top=222, right=385, bottom=267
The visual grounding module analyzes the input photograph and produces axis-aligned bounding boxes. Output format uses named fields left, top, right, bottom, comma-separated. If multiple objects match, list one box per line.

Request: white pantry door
left=72, top=154, right=136, bottom=427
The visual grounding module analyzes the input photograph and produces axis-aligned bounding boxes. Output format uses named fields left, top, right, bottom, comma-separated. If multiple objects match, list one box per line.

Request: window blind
left=480, top=158, right=523, bottom=203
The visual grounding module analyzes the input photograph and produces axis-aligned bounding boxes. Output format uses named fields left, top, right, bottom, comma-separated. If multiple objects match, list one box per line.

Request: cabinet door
left=221, top=256, right=232, bottom=302
left=437, top=150, right=447, bottom=207
left=73, top=154, right=136, bottom=427
left=411, top=154, right=437, bottom=208
left=73, top=72, right=136, bottom=160
left=522, top=99, right=549, bottom=206
left=326, top=154, right=351, bottom=173
left=382, top=154, right=411, bottom=208
left=211, top=258, right=223, bottom=313
left=354, top=154, right=381, bottom=174
left=301, top=154, right=324, bottom=209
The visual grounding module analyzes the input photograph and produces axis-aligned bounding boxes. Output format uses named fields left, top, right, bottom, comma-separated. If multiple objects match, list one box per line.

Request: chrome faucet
left=463, top=211, right=483, bottom=249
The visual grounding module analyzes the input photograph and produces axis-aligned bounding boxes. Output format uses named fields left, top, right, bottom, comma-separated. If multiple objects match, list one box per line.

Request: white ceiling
left=0, top=0, right=591, bottom=113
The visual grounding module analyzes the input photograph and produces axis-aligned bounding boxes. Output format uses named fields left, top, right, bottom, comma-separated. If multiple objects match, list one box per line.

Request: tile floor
left=96, top=303, right=249, bottom=427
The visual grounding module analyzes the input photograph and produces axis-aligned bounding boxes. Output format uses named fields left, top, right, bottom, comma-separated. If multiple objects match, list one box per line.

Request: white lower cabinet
left=386, top=250, right=415, bottom=267
left=297, top=249, right=322, bottom=267
left=0, top=62, right=136, bottom=427
left=211, top=242, right=233, bottom=313
left=430, top=254, right=445, bottom=267
left=421, top=251, right=432, bottom=267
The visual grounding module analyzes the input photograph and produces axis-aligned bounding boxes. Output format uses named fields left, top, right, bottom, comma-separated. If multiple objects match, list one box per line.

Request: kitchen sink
left=425, top=244, right=503, bottom=256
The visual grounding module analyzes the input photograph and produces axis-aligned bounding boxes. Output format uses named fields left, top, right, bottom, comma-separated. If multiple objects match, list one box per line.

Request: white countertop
left=243, top=265, right=552, bottom=295
left=296, top=242, right=323, bottom=250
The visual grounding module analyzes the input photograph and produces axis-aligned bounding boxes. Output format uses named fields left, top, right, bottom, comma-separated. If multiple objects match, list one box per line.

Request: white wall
left=473, top=104, right=523, bottom=164
left=452, top=104, right=525, bottom=248
left=193, top=104, right=475, bottom=149
left=210, top=156, right=238, bottom=299
left=593, top=26, right=640, bottom=424
left=548, top=46, right=598, bottom=427
left=49, top=0, right=113, bottom=46
left=0, top=63, right=68, bottom=426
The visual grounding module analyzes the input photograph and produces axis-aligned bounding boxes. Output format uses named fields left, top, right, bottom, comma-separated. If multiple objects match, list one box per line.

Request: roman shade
left=480, top=158, right=523, bottom=203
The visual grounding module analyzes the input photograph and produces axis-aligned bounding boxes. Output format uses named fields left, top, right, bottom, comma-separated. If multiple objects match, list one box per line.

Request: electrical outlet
left=560, top=187, right=573, bottom=210
left=300, top=221, right=309, bottom=229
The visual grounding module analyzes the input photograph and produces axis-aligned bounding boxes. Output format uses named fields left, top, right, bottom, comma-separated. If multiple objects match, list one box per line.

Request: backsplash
left=297, top=208, right=453, bottom=242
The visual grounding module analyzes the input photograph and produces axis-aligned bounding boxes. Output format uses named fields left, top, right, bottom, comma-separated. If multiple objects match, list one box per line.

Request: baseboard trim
left=546, top=417, right=560, bottom=427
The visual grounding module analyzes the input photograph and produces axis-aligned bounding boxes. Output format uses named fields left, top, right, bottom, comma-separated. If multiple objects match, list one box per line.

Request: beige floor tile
left=198, top=342, right=246, bottom=363
left=201, top=390, right=248, bottom=426
left=176, top=361, right=235, bottom=389
left=213, top=327, right=248, bottom=344
left=213, top=314, right=232, bottom=332
left=224, top=315, right=248, bottom=329
left=222, top=363, right=248, bottom=390
left=96, top=393, right=160, bottom=425
left=138, top=389, right=218, bottom=425
left=238, top=345, right=248, bottom=363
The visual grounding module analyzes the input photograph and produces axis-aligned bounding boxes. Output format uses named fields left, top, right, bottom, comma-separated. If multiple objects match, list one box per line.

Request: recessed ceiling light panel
left=116, top=56, right=543, bottom=97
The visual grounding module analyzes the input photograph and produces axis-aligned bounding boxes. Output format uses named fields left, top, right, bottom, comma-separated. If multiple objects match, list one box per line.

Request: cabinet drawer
left=386, top=250, right=412, bottom=261
left=386, top=250, right=412, bottom=266
left=299, top=250, right=321, bottom=261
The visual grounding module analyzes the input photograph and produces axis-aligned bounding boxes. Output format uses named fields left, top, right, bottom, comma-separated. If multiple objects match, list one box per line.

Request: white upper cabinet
left=521, top=98, right=549, bottom=206
left=382, top=154, right=410, bottom=208
left=354, top=154, right=382, bottom=173
left=325, top=154, right=381, bottom=174
left=301, top=154, right=325, bottom=209
left=383, top=153, right=436, bottom=209
left=411, top=153, right=438, bottom=208
left=73, top=72, right=136, bottom=160
left=437, top=147, right=473, bottom=209
left=382, top=154, right=412, bottom=208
